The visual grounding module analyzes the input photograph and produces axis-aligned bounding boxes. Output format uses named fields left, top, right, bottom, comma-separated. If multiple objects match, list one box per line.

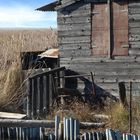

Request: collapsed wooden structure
left=36, top=0, right=140, bottom=97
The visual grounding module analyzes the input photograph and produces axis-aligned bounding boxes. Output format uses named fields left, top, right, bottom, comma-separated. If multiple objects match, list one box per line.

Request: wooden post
left=118, top=82, right=128, bottom=108
left=108, top=0, right=112, bottom=59
left=27, top=78, right=31, bottom=119
left=90, top=72, right=96, bottom=97
left=49, top=74, right=53, bottom=107
left=129, top=81, right=132, bottom=133
left=60, top=70, right=65, bottom=89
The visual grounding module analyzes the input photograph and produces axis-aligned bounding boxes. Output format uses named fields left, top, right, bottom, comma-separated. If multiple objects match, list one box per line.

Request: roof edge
left=36, top=1, right=59, bottom=12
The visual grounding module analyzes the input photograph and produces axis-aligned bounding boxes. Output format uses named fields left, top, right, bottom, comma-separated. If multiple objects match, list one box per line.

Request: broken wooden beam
left=0, top=112, right=26, bottom=119
left=0, top=119, right=55, bottom=128
left=80, top=122, right=106, bottom=129
left=0, top=119, right=106, bottom=129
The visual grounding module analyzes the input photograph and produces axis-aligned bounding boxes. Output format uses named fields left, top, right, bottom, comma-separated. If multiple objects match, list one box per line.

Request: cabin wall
left=58, top=1, right=92, bottom=59
left=58, top=1, right=140, bottom=97
left=129, top=1, right=140, bottom=56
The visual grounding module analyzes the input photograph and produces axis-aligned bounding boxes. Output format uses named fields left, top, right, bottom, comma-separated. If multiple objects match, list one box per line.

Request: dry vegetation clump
left=0, top=62, right=24, bottom=111
left=48, top=100, right=97, bottom=122
left=106, top=100, right=140, bottom=134
left=107, top=103, right=129, bottom=132
left=48, top=98, right=140, bottom=133
left=0, top=28, right=57, bottom=111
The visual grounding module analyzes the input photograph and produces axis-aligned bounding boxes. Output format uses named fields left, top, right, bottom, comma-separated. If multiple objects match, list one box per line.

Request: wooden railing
left=26, top=67, right=66, bottom=119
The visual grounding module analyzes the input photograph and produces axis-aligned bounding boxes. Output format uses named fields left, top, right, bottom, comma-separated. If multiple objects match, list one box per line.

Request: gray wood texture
left=129, top=1, right=140, bottom=57
left=57, top=1, right=140, bottom=97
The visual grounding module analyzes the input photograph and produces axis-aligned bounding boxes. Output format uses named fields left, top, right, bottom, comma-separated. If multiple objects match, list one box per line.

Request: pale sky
left=0, top=0, right=57, bottom=28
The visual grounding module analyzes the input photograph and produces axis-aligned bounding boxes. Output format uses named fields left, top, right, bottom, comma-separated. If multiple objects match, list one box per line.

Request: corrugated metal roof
left=55, top=0, right=77, bottom=10
left=36, top=0, right=125, bottom=12
left=38, top=48, right=59, bottom=58
left=36, top=1, right=59, bottom=11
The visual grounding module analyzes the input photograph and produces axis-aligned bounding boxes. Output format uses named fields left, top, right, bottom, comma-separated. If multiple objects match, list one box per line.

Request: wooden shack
left=37, top=0, right=140, bottom=97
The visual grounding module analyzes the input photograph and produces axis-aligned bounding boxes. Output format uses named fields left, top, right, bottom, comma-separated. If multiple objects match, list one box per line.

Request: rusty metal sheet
left=112, top=1, right=128, bottom=56
left=92, top=3, right=109, bottom=56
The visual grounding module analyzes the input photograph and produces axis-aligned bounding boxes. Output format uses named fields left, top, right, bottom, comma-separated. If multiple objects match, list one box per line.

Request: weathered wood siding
left=129, top=1, right=140, bottom=56
left=58, top=1, right=140, bottom=97
left=58, top=1, right=91, bottom=58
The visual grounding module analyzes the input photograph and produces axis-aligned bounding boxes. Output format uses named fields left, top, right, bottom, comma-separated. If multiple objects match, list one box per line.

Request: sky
left=0, top=0, right=57, bottom=28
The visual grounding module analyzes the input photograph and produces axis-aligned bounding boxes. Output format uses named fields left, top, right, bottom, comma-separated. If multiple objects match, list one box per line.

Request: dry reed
left=0, top=28, right=57, bottom=111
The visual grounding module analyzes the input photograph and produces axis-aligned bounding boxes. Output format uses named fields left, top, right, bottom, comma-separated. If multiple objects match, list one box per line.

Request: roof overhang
left=36, top=1, right=59, bottom=12
left=36, top=0, right=80, bottom=12
left=36, top=0, right=127, bottom=12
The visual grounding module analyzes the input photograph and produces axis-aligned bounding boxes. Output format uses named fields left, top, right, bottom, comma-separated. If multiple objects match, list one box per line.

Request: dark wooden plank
left=55, top=0, right=76, bottom=10
left=129, top=35, right=140, bottom=42
left=60, top=62, right=140, bottom=70
left=43, top=75, right=47, bottom=114
left=58, top=16, right=91, bottom=24
left=46, top=76, right=50, bottom=112
left=129, top=22, right=140, bottom=28
left=39, top=76, right=44, bottom=114
left=58, top=36, right=91, bottom=44
left=59, top=43, right=91, bottom=50
left=61, top=65, right=140, bottom=76
left=129, top=2, right=140, bottom=8
left=60, top=49, right=91, bottom=57
left=60, top=56, right=137, bottom=63
left=57, top=2, right=90, bottom=12
left=29, top=67, right=66, bottom=79
left=58, top=9, right=91, bottom=18
left=60, top=56, right=136, bottom=62
left=0, top=119, right=55, bottom=128
left=129, top=8, right=140, bottom=14
left=37, top=77, right=41, bottom=116
left=58, top=23, right=90, bottom=31
left=129, top=28, right=140, bottom=35
left=31, top=78, right=36, bottom=118
left=129, top=48, right=140, bottom=56
left=129, top=41, right=140, bottom=47
left=58, top=12, right=90, bottom=18
left=129, top=14, right=140, bottom=21
left=27, top=78, right=31, bottom=118
left=58, top=30, right=91, bottom=37
left=49, top=74, right=53, bottom=107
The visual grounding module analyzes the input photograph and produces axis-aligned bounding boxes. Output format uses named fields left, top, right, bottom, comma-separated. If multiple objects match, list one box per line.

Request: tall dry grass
left=0, top=28, right=57, bottom=111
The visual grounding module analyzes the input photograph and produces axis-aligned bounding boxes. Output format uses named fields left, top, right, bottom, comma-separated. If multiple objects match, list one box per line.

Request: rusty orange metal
left=91, top=1, right=128, bottom=57
left=112, top=1, right=128, bottom=56
left=92, top=3, right=109, bottom=56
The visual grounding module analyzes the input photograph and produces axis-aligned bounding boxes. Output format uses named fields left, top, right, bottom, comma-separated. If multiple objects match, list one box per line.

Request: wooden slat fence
left=27, top=67, right=66, bottom=119
left=0, top=116, right=139, bottom=140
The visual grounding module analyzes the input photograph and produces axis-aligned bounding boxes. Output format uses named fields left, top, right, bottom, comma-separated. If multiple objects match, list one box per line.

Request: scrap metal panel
left=112, top=1, right=129, bottom=56
left=92, top=1, right=128, bottom=57
left=92, top=3, right=109, bottom=56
